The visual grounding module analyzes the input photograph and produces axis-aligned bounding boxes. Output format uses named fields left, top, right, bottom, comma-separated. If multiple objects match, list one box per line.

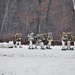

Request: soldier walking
left=27, top=32, right=34, bottom=49
left=40, top=33, right=46, bottom=49
left=34, top=34, right=40, bottom=49
left=46, top=32, right=53, bottom=49
left=60, top=32, right=67, bottom=50
left=14, top=33, right=22, bottom=48
left=66, top=32, right=72, bottom=50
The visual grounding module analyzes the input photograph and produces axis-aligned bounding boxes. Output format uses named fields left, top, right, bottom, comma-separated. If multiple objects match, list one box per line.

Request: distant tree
left=0, top=0, right=10, bottom=35
left=45, top=0, right=52, bottom=32
left=36, top=0, right=42, bottom=34
left=0, top=0, right=17, bottom=36
left=25, top=0, right=29, bottom=35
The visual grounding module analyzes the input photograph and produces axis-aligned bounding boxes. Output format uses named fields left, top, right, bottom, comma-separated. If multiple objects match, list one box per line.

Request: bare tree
left=36, top=0, right=42, bottom=34
left=0, top=0, right=10, bottom=35
left=8, top=0, right=17, bottom=12
left=25, top=0, right=29, bottom=35
left=0, top=0, right=17, bottom=36
left=45, top=0, right=52, bottom=32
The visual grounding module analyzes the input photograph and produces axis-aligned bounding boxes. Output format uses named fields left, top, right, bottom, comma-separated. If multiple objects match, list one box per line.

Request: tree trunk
left=1, top=0, right=10, bottom=35
left=36, top=0, right=42, bottom=34
left=45, top=0, right=52, bottom=32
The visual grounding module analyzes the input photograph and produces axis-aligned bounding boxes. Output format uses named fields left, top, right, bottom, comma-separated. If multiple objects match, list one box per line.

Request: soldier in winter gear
left=46, top=32, right=53, bottom=49
left=34, top=34, right=40, bottom=49
left=14, top=33, right=22, bottom=48
left=66, top=32, right=72, bottom=50
left=39, top=33, right=46, bottom=49
left=27, top=32, right=34, bottom=49
left=60, top=32, right=74, bottom=50
left=60, top=32, right=67, bottom=50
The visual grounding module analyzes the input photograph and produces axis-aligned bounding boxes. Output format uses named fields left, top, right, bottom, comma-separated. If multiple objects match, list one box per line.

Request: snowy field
left=0, top=45, right=75, bottom=75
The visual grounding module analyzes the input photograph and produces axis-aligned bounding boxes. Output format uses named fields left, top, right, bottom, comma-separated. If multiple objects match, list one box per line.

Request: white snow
left=0, top=41, right=14, bottom=48
left=0, top=45, right=75, bottom=75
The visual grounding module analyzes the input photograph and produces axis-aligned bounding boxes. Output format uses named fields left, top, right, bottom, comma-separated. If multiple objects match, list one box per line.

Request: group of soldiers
left=14, top=32, right=75, bottom=50
left=14, top=32, right=53, bottom=49
left=60, top=32, right=75, bottom=50
left=27, top=32, right=53, bottom=49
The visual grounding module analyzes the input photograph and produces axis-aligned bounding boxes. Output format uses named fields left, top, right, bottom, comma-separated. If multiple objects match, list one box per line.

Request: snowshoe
left=70, top=48, right=74, bottom=50
left=46, top=47, right=48, bottom=49
left=9, top=46, right=13, bottom=48
left=28, top=47, right=31, bottom=49
left=35, top=47, right=38, bottom=49
left=15, top=46, right=17, bottom=48
left=66, top=48, right=74, bottom=50
left=61, top=48, right=66, bottom=51
left=48, top=48, right=52, bottom=49
left=32, top=47, right=34, bottom=49
left=46, top=47, right=52, bottom=49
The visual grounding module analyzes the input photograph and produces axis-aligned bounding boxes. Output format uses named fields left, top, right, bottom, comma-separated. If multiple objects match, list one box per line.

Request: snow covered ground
left=0, top=45, right=75, bottom=75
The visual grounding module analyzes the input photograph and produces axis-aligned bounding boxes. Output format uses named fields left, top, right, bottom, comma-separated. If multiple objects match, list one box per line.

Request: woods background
left=0, top=0, right=75, bottom=43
